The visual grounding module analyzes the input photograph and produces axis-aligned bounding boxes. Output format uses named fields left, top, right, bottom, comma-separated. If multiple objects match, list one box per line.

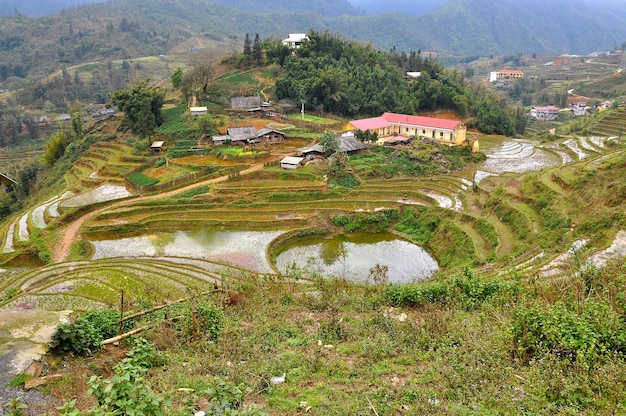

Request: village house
left=280, top=156, right=304, bottom=170
left=345, top=112, right=477, bottom=151
left=190, top=106, right=208, bottom=117
left=530, top=106, right=560, bottom=121
left=489, top=69, right=524, bottom=82
left=212, top=126, right=285, bottom=145
left=298, top=133, right=366, bottom=158
left=570, top=102, right=587, bottom=117
left=230, top=96, right=262, bottom=111
left=282, top=33, right=308, bottom=49
left=0, top=172, right=16, bottom=187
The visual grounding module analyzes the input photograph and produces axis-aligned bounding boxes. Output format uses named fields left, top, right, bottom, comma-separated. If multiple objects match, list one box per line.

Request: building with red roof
left=346, top=112, right=473, bottom=150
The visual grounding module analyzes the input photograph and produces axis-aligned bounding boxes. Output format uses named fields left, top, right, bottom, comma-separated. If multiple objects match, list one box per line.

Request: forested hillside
left=209, top=0, right=360, bottom=17
left=415, top=0, right=626, bottom=56
left=274, top=31, right=520, bottom=135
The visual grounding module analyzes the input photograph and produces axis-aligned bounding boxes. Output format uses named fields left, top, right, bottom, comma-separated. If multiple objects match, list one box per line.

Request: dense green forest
left=274, top=31, right=519, bottom=135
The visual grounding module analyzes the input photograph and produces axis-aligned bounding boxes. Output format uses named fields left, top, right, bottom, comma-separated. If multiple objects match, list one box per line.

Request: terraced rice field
left=0, top=257, right=290, bottom=312
left=2, top=131, right=625, bottom=309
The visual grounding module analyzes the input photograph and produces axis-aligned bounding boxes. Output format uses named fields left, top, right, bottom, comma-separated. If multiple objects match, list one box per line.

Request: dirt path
left=54, top=162, right=269, bottom=262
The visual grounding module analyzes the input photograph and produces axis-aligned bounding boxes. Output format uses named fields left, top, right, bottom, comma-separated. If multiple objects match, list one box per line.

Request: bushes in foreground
left=384, top=269, right=516, bottom=311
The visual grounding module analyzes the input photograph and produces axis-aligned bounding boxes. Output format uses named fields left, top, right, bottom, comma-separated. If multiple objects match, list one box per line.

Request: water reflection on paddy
left=275, top=232, right=439, bottom=283
left=91, top=230, right=282, bottom=273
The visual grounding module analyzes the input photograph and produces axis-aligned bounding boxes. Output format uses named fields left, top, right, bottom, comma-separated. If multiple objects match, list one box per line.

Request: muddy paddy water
left=90, top=230, right=438, bottom=282
left=275, top=232, right=438, bottom=283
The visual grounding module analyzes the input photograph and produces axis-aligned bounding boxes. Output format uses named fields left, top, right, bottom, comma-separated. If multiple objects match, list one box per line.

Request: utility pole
left=301, top=101, right=305, bottom=120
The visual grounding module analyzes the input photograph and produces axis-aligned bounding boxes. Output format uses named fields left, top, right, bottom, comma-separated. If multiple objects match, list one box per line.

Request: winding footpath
left=53, top=161, right=269, bottom=263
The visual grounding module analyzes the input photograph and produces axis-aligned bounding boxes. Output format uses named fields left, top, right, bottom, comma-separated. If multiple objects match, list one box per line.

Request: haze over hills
left=1, top=0, right=626, bottom=83
left=0, top=0, right=105, bottom=18
left=348, top=0, right=447, bottom=16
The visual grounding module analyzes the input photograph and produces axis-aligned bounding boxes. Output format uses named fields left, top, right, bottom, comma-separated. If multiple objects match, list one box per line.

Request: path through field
left=54, top=161, right=270, bottom=262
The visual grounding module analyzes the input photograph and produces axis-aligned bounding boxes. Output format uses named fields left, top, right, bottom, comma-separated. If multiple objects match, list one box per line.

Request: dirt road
left=53, top=161, right=269, bottom=262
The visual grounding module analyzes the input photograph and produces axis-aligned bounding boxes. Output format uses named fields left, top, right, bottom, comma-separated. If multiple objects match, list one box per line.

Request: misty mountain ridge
left=1, top=0, right=625, bottom=83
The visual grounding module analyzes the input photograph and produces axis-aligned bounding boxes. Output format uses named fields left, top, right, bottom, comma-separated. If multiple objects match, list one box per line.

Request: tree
left=112, top=80, right=165, bottom=139
left=181, top=51, right=217, bottom=104
left=171, top=67, right=183, bottom=89
left=252, top=33, right=262, bottom=65
left=68, top=100, right=83, bottom=140
left=243, top=33, right=251, bottom=57
left=44, top=130, right=68, bottom=166
left=320, top=130, right=340, bottom=155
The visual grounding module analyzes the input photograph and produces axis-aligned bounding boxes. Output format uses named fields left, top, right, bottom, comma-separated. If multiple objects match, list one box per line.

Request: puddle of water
left=91, top=230, right=283, bottom=273
left=275, top=232, right=439, bottom=283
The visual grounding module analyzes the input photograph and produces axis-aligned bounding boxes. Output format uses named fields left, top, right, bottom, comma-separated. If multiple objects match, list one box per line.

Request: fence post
left=118, top=290, right=124, bottom=335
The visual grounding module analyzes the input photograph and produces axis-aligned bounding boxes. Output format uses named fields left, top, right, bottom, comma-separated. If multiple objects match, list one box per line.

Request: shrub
left=512, top=301, right=626, bottom=364
left=88, top=338, right=170, bottom=415
left=51, top=308, right=124, bottom=356
left=384, top=281, right=450, bottom=308
left=180, top=301, right=225, bottom=341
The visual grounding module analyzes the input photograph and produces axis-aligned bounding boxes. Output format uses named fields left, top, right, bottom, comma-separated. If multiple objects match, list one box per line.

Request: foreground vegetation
left=5, top=257, right=625, bottom=415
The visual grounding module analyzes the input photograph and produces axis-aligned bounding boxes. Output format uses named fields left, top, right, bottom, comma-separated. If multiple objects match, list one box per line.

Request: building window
left=440, top=132, right=444, bottom=137
left=422, top=129, right=425, bottom=134
left=406, top=127, right=409, bottom=133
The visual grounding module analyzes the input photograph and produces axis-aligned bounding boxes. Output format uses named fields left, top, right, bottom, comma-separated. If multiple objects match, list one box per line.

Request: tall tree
left=252, top=33, right=262, bottom=65
left=243, top=33, right=251, bottom=57
left=68, top=100, right=83, bottom=140
left=181, top=51, right=217, bottom=104
left=112, top=80, right=165, bottom=139
left=171, top=67, right=183, bottom=89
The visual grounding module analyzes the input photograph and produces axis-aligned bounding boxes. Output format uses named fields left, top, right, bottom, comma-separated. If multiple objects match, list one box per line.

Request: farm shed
left=280, top=156, right=304, bottom=170
left=190, top=106, right=208, bottom=117
left=0, top=172, right=16, bottom=187
left=151, top=141, right=164, bottom=153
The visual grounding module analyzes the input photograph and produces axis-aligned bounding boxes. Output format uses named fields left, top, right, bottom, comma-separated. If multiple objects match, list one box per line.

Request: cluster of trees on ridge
left=272, top=31, right=522, bottom=136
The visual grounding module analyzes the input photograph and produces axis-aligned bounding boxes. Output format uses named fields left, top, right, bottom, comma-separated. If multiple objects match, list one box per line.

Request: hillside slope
left=1, top=0, right=626, bottom=83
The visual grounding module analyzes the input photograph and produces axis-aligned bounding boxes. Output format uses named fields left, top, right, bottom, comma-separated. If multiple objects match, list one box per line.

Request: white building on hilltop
left=282, top=33, right=308, bottom=49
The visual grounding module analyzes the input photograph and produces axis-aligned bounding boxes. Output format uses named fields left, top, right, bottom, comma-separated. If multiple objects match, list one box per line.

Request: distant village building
left=0, top=172, right=16, bottom=187
left=282, top=33, right=308, bottom=49
left=280, top=156, right=304, bottom=170
left=345, top=112, right=477, bottom=151
left=490, top=69, right=524, bottom=82
left=94, top=108, right=116, bottom=118
left=530, top=106, right=560, bottom=121
left=190, top=106, right=208, bottom=117
left=230, top=96, right=262, bottom=111
left=570, top=102, right=587, bottom=117
left=151, top=141, right=164, bottom=153
left=298, top=134, right=366, bottom=158
left=406, top=72, right=421, bottom=80
left=58, top=114, right=71, bottom=122
left=212, top=126, right=285, bottom=145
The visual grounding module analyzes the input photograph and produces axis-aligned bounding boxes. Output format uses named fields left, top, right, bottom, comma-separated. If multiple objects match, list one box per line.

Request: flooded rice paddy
left=275, top=232, right=438, bottom=283
left=90, top=230, right=439, bottom=282
left=477, top=137, right=562, bottom=180
left=91, top=230, right=283, bottom=273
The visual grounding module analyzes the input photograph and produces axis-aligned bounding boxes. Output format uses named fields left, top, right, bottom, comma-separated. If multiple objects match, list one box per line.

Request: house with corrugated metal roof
left=212, top=126, right=285, bottom=145
left=298, top=133, right=366, bottom=157
left=0, top=172, right=16, bottom=187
